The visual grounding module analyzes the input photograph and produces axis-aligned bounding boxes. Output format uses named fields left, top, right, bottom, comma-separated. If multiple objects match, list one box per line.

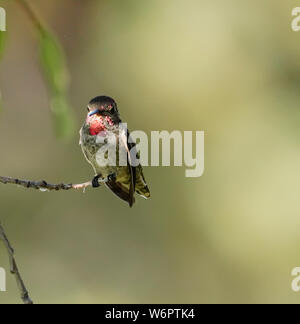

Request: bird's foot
left=92, top=175, right=101, bottom=188
left=107, top=173, right=117, bottom=182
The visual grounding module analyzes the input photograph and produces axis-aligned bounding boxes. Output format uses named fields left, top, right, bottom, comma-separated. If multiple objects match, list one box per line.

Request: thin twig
left=0, top=176, right=99, bottom=304
left=0, top=224, right=33, bottom=304
left=0, top=176, right=94, bottom=191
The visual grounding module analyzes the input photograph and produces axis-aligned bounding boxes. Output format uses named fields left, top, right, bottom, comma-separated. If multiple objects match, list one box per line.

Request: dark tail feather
left=105, top=181, right=135, bottom=207
left=128, top=164, right=136, bottom=208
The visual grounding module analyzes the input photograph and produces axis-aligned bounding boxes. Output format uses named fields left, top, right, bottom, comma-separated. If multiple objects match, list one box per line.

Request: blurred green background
left=0, top=0, right=300, bottom=304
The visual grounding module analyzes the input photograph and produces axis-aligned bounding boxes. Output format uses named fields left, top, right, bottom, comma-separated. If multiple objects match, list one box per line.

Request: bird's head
left=86, top=96, right=121, bottom=135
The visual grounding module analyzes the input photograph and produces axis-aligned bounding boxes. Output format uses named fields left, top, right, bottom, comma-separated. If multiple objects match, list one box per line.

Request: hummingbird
left=79, top=96, right=150, bottom=207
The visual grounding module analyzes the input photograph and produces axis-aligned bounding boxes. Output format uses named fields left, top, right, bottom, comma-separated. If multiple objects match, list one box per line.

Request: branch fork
left=0, top=175, right=98, bottom=304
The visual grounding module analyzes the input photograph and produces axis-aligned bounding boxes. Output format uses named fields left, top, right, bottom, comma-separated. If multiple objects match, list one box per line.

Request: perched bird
left=80, top=96, right=150, bottom=207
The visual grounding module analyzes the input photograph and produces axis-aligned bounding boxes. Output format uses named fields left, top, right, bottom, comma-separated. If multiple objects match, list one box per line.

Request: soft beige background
left=0, top=0, right=300, bottom=304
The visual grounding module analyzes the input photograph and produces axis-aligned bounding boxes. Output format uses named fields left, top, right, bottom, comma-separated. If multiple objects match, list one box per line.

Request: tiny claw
left=92, top=176, right=101, bottom=188
left=107, top=173, right=117, bottom=182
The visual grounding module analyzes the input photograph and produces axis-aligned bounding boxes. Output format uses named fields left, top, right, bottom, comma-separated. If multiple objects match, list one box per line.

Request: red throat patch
left=87, top=115, right=114, bottom=136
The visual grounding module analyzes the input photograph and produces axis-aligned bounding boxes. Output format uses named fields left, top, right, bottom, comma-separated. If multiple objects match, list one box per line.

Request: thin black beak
left=88, top=109, right=100, bottom=117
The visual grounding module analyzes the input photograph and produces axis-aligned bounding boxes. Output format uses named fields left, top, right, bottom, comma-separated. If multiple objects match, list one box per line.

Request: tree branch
left=0, top=176, right=93, bottom=191
left=0, top=224, right=33, bottom=304
left=0, top=174, right=98, bottom=305
left=0, top=175, right=100, bottom=304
